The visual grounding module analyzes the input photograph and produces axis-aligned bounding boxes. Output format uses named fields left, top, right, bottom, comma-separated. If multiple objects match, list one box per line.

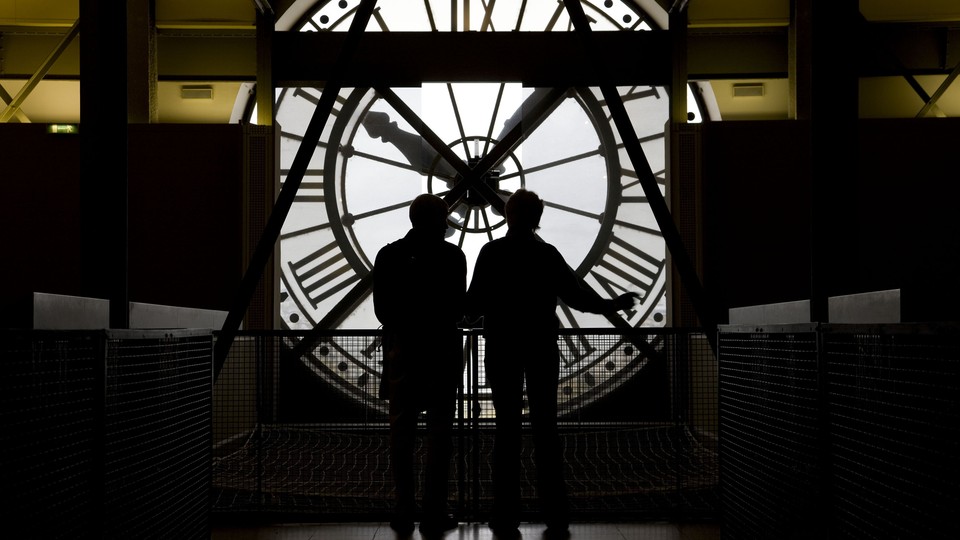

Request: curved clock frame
left=245, top=0, right=709, bottom=415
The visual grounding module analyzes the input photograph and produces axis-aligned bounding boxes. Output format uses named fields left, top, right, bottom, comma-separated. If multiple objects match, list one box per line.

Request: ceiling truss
left=1, top=21, right=958, bottom=81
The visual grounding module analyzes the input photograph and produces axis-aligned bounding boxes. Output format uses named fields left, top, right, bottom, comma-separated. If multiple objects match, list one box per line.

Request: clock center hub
left=462, top=154, right=502, bottom=208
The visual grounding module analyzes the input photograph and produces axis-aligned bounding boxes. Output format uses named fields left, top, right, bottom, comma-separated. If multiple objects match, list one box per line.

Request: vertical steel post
left=215, top=0, right=380, bottom=376
left=80, top=0, right=128, bottom=329
left=563, top=0, right=717, bottom=351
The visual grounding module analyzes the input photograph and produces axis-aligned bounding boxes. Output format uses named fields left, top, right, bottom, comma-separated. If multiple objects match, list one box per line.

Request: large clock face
left=263, top=0, right=705, bottom=413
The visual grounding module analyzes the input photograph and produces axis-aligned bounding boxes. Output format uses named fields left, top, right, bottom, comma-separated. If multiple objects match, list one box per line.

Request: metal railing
left=211, top=328, right=718, bottom=522
left=1, top=329, right=212, bottom=540
left=717, top=323, right=960, bottom=540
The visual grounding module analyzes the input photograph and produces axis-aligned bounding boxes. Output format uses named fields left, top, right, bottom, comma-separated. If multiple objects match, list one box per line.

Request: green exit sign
left=46, top=124, right=80, bottom=134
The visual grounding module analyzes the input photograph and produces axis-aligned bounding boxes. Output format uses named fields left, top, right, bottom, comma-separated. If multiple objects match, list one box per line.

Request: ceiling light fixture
left=181, top=85, right=214, bottom=100
left=732, top=83, right=764, bottom=98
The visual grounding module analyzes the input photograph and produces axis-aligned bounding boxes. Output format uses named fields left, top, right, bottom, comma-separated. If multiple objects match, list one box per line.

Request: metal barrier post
left=457, top=334, right=467, bottom=519
left=470, top=331, right=482, bottom=521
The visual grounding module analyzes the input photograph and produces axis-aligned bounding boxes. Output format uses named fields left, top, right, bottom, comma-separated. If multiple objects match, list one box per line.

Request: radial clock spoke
left=280, top=221, right=331, bottom=242
left=349, top=199, right=416, bottom=222
left=280, top=130, right=332, bottom=151
left=291, top=87, right=350, bottom=112
left=446, top=84, right=472, bottom=157
left=545, top=2, right=564, bottom=30
left=503, top=147, right=602, bottom=179
left=512, top=0, right=529, bottom=30
left=481, top=83, right=507, bottom=157
left=371, top=7, right=390, bottom=31
left=290, top=181, right=325, bottom=203
left=613, top=218, right=662, bottom=239
left=423, top=0, right=439, bottom=31
left=479, top=208, right=495, bottom=242
left=348, top=146, right=444, bottom=177
left=542, top=200, right=601, bottom=222
left=614, top=131, right=666, bottom=148
left=456, top=211, right=470, bottom=248
left=621, top=166, right=666, bottom=189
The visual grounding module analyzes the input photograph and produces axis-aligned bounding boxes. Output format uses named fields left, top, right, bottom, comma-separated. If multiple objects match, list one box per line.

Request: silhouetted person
left=374, top=193, right=467, bottom=536
left=467, top=189, right=638, bottom=539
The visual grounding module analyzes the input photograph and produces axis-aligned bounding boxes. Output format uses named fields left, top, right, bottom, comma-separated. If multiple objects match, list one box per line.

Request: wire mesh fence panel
left=822, top=324, right=960, bottom=540
left=211, top=328, right=719, bottom=522
left=1, top=329, right=213, bottom=540
left=718, top=323, right=960, bottom=540
left=0, top=331, right=101, bottom=540
left=717, top=325, right=823, bottom=540
left=102, top=330, right=213, bottom=540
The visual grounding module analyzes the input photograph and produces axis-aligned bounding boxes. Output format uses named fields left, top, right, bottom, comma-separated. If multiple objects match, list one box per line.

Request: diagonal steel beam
left=562, top=0, right=718, bottom=352
left=214, top=0, right=379, bottom=377
left=916, top=59, right=960, bottom=118
left=858, top=12, right=947, bottom=118
left=0, top=19, right=79, bottom=123
left=892, top=63, right=946, bottom=117
left=0, top=84, right=31, bottom=123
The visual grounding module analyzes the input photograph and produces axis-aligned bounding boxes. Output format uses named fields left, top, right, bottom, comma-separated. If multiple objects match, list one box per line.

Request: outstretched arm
left=555, top=249, right=638, bottom=315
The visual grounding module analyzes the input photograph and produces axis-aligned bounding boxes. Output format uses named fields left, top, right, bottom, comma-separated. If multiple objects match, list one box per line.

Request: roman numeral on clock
left=557, top=301, right=598, bottom=366
left=287, top=239, right=361, bottom=309
left=591, top=234, right=665, bottom=304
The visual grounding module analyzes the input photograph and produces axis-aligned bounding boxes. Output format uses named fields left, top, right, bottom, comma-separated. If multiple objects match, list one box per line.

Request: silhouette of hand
left=613, top=292, right=640, bottom=311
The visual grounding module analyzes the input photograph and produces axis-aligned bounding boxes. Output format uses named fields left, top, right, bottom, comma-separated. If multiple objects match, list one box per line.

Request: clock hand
left=371, top=86, right=565, bottom=214
left=364, top=87, right=562, bottom=181
left=493, top=87, right=562, bottom=144
left=367, top=86, right=564, bottom=169
left=359, top=108, right=510, bottom=196
left=373, top=86, right=498, bottom=210
left=361, top=111, right=459, bottom=181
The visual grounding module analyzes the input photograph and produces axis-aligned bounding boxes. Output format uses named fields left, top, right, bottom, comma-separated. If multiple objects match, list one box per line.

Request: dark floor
left=211, top=521, right=721, bottom=540
left=212, top=424, right=720, bottom=520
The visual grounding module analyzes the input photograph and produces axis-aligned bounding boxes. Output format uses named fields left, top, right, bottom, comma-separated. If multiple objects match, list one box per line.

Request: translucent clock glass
left=247, top=0, right=708, bottom=413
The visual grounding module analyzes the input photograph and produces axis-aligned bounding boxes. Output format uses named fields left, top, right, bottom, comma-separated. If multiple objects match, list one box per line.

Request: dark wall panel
left=3, top=118, right=958, bottom=327
left=127, top=124, right=244, bottom=311
left=855, top=118, right=960, bottom=322
left=0, top=125, right=84, bottom=327
left=0, top=124, right=244, bottom=327
left=701, top=118, right=960, bottom=323
left=701, top=120, right=812, bottom=317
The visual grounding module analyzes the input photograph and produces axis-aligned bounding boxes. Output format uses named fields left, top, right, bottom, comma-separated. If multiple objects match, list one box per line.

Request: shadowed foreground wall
left=2, top=119, right=957, bottom=328
left=0, top=123, right=243, bottom=327
left=702, top=118, right=960, bottom=322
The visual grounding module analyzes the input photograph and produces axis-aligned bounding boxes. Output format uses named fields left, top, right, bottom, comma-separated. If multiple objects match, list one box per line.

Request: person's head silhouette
left=409, top=193, right=449, bottom=233
left=505, top=189, right=543, bottom=231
